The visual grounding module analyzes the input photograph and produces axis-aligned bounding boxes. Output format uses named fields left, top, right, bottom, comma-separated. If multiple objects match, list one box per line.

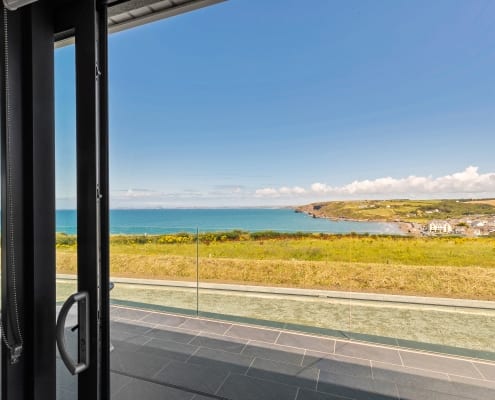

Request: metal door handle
left=56, top=292, right=90, bottom=375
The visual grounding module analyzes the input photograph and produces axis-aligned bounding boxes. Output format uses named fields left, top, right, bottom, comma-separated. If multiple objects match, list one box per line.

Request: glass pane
left=109, top=222, right=198, bottom=315
left=196, top=222, right=353, bottom=341
left=55, top=43, right=78, bottom=400
left=348, top=216, right=495, bottom=359
left=0, top=50, right=2, bottom=398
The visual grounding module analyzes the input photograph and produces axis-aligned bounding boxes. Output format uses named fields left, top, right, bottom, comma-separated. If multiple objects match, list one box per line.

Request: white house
left=428, top=221, right=453, bottom=234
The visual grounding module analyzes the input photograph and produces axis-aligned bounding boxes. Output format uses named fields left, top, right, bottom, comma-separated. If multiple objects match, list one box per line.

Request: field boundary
left=57, top=274, right=495, bottom=310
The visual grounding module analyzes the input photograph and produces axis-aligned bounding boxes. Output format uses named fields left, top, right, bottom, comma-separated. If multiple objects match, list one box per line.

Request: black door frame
left=1, top=1, right=110, bottom=399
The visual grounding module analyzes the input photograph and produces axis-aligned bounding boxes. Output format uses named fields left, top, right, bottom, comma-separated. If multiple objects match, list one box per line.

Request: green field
left=295, top=198, right=495, bottom=222
left=56, top=233, right=495, bottom=300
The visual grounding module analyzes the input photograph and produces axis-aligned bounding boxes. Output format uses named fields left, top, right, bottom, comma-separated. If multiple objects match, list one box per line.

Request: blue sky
left=55, top=0, right=495, bottom=208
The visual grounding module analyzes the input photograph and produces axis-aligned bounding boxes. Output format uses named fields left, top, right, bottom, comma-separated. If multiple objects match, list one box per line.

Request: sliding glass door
left=1, top=2, right=109, bottom=399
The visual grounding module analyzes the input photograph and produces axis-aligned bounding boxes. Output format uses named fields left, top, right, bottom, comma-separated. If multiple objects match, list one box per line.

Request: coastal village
left=295, top=199, right=495, bottom=237
left=406, top=216, right=495, bottom=237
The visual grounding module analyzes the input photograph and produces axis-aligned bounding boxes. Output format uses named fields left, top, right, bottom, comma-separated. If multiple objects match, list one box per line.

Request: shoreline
left=294, top=208, right=412, bottom=235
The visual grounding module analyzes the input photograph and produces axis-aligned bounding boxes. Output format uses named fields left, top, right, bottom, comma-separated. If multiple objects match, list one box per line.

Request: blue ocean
left=56, top=208, right=401, bottom=235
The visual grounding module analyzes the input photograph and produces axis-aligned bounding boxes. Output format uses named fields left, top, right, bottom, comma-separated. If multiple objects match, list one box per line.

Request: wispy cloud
left=255, top=166, right=495, bottom=198
left=63, top=166, right=495, bottom=209
left=255, top=186, right=306, bottom=197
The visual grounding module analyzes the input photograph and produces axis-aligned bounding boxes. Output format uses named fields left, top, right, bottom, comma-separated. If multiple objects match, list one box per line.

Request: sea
left=56, top=208, right=402, bottom=235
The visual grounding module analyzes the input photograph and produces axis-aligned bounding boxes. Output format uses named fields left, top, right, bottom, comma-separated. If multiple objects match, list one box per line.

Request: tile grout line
left=245, top=356, right=257, bottom=376
left=151, top=361, right=171, bottom=380
left=136, top=312, right=152, bottom=321
left=111, top=374, right=133, bottom=397
left=222, top=325, right=233, bottom=337
left=239, top=340, right=249, bottom=355
left=122, top=307, right=495, bottom=365
left=185, top=345, right=202, bottom=363
left=240, top=339, right=252, bottom=356
left=114, top=307, right=495, bottom=374
left=214, top=371, right=232, bottom=395
left=472, top=362, right=487, bottom=380
left=140, top=336, right=153, bottom=347
left=187, top=331, right=202, bottom=345
left=175, top=318, right=187, bottom=329
left=393, top=382, right=401, bottom=400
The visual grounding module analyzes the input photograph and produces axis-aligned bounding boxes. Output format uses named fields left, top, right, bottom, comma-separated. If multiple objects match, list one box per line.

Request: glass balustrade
left=55, top=226, right=492, bottom=363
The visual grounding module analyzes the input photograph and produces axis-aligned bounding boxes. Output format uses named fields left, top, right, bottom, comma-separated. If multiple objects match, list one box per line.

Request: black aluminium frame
left=1, top=0, right=110, bottom=399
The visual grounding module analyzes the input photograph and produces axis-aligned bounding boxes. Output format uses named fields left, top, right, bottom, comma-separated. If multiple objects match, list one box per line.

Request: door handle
left=56, top=291, right=90, bottom=375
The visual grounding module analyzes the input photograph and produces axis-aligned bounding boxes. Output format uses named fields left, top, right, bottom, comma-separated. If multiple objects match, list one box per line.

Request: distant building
left=428, top=221, right=453, bottom=234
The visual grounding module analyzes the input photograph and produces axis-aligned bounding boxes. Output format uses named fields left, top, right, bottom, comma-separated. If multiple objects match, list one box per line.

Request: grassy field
left=56, top=233, right=495, bottom=300
left=295, top=199, right=495, bottom=222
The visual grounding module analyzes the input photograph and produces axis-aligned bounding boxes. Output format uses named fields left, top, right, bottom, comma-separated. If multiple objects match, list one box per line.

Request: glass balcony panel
left=109, top=225, right=199, bottom=316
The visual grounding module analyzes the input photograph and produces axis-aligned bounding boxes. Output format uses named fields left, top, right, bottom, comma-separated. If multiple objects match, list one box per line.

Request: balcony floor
left=100, top=305, right=495, bottom=400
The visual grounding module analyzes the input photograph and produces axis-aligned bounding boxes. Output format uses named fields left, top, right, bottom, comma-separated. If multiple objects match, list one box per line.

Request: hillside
left=295, top=199, right=495, bottom=223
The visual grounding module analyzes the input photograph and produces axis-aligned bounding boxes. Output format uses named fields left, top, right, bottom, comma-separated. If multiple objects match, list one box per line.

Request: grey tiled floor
left=105, top=305, right=495, bottom=400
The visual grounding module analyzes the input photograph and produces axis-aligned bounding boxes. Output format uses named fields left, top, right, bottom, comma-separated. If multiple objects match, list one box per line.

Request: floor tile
left=396, top=384, right=472, bottom=400
left=217, top=373, right=298, bottom=400
left=303, top=351, right=372, bottom=378
left=146, top=326, right=198, bottom=344
left=111, top=326, right=152, bottom=343
left=111, top=307, right=150, bottom=321
left=111, top=336, right=151, bottom=352
left=242, top=340, right=305, bottom=365
left=154, top=360, right=230, bottom=395
left=137, top=338, right=198, bottom=362
left=111, top=320, right=153, bottom=336
left=371, top=361, right=454, bottom=394
left=106, top=311, right=495, bottom=400
left=57, top=388, right=77, bottom=400
left=399, top=351, right=483, bottom=379
left=473, top=362, right=495, bottom=381
left=226, top=325, right=280, bottom=343
left=335, top=341, right=402, bottom=365
left=318, top=370, right=399, bottom=400
left=111, top=348, right=172, bottom=377
left=111, top=372, right=132, bottom=395
left=189, top=332, right=248, bottom=353
left=57, top=358, right=77, bottom=392
left=188, top=347, right=254, bottom=374
left=276, top=332, right=335, bottom=353
left=180, top=318, right=231, bottom=335
left=296, top=389, right=348, bottom=400
left=450, top=379, right=495, bottom=400
left=247, top=357, right=318, bottom=390
left=111, top=377, right=194, bottom=400
left=142, top=312, right=188, bottom=327
left=449, top=375, right=495, bottom=389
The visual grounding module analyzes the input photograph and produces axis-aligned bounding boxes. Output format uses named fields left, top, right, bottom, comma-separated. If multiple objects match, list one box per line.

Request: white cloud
left=255, top=186, right=307, bottom=197
left=255, top=166, right=495, bottom=198
left=121, top=188, right=158, bottom=198
left=88, top=166, right=495, bottom=209
left=255, top=187, right=279, bottom=197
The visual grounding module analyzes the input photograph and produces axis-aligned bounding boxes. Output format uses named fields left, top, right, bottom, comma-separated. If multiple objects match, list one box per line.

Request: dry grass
left=56, top=250, right=495, bottom=300
left=468, top=199, right=495, bottom=206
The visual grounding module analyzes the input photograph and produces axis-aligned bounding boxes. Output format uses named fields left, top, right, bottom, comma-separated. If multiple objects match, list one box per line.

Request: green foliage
left=297, top=199, right=495, bottom=222
left=56, top=233, right=77, bottom=248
